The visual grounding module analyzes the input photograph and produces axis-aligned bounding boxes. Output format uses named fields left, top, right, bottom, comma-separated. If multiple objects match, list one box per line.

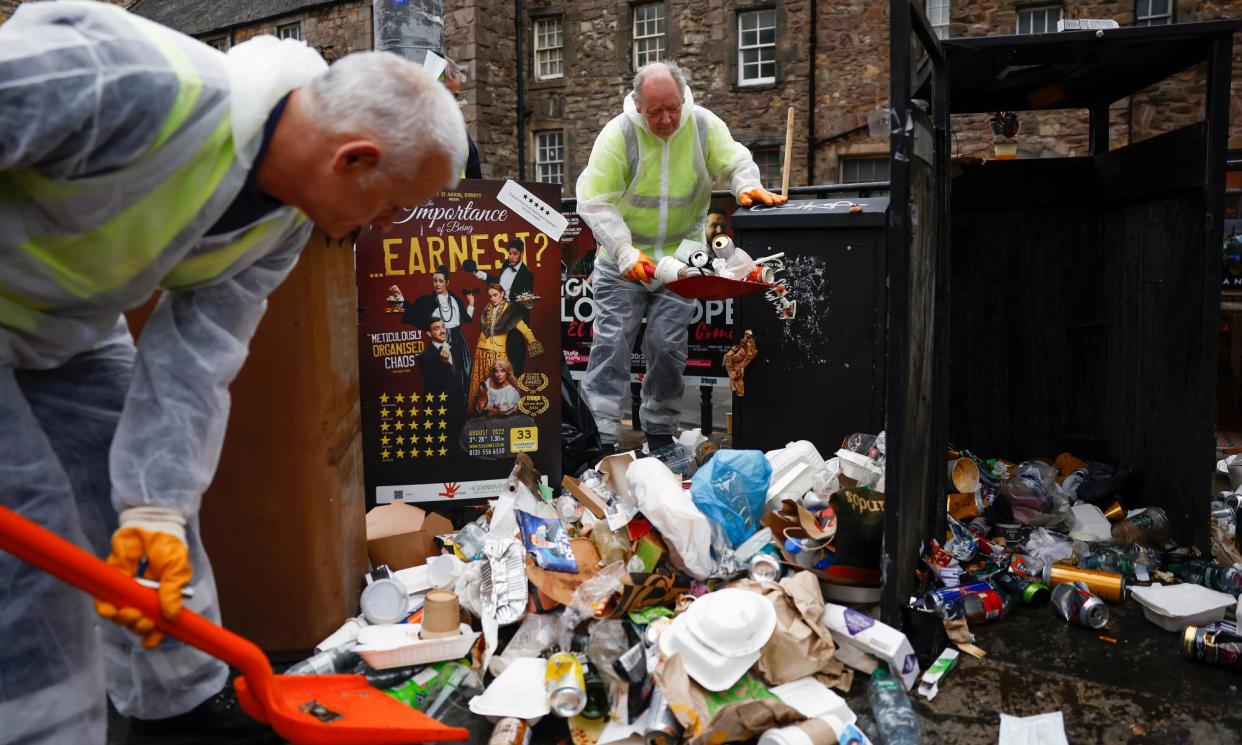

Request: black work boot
left=126, top=682, right=280, bottom=743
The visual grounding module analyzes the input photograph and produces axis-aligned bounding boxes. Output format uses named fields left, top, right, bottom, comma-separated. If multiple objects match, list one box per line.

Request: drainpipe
left=373, top=0, right=443, bottom=63
left=807, top=0, right=817, bottom=183
left=516, top=0, right=526, bottom=180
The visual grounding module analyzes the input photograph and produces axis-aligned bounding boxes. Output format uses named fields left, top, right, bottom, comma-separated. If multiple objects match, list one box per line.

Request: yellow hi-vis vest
left=575, top=88, right=762, bottom=262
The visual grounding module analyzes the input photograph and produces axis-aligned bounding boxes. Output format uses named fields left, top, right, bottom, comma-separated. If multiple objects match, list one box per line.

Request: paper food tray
left=1131, top=583, right=1235, bottom=632
left=354, top=623, right=480, bottom=669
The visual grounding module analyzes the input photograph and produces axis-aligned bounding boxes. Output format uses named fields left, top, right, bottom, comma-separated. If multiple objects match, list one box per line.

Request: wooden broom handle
left=781, top=106, right=795, bottom=197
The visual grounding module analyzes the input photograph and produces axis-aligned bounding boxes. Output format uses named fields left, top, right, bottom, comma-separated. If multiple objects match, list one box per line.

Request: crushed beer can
left=1050, top=582, right=1109, bottom=629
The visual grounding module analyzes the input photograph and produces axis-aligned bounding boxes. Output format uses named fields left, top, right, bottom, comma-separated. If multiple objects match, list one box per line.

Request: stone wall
left=440, top=0, right=1241, bottom=196
left=232, top=0, right=371, bottom=62
left=444, top=0, right=519, bottom=180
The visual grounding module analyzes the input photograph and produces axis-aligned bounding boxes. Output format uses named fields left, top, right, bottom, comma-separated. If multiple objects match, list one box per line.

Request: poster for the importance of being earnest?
left=356, top=179, right=562, bottom=504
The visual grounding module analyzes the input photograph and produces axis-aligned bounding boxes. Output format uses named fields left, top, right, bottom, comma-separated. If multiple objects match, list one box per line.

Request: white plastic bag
left=627, top=458, right=717, bottom=579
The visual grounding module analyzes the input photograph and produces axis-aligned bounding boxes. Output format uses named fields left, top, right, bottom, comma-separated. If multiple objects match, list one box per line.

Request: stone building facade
left=2, top=0, right=1240, bottom=199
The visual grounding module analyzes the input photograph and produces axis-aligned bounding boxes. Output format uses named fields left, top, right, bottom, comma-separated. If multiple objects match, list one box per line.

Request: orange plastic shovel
left=0, top=505, right=469, bottom=745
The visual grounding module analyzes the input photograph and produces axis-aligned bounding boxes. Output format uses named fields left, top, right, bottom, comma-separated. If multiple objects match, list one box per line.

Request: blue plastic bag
left=689, top=450, right=772, bottom=549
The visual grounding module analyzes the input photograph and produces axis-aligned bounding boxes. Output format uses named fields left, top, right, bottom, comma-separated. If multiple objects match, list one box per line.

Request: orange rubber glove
left=738, top=186, right=788, bottom=207
left=615, top=245, right=656, bottom=284
left=94, top=507, right=191, bottom=649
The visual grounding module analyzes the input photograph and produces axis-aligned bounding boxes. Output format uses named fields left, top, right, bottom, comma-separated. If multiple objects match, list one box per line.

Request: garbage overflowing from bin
left=289, top=434, right=1242, bottom=744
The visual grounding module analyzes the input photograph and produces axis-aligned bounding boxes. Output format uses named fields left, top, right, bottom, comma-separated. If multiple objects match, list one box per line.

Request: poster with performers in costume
left=356, top=179, right=562, bottom=504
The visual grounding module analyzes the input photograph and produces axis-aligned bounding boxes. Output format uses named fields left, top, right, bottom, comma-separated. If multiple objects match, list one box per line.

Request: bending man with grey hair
left=576, top=61, right=785, bottom=451
left=0, top=2, right=465, bottom=742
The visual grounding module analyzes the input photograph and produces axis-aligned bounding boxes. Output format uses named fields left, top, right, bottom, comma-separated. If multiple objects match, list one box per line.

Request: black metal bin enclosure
left=888, top=1, right=1240, bottom=624
left=730, top=198, right=890, bottom=458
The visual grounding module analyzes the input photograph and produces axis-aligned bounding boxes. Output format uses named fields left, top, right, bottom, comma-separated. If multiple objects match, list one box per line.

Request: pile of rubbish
left=920, top=448, right=1242, bottom=671
left=291, top=434, right=904, bottom=745
left=288, top=435, right=1242, bottom=744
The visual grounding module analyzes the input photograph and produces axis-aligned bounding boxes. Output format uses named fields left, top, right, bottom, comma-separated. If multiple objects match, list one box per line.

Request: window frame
left=205, top=35, right=231, bottom=51
left=750, top=146, right=783, bottom=190
left=533, top=15, right=565, bottom=82
left=632, top=3, right=667, bottom=70
left=1015, top=5, right=1063, bottom=35
left=737, top=8, right=778, bottom=87
left=534, top=130, right=565, bottom=185
left=839, top=155, right=891, bottom=185
left=926, top=0, right=950, bottom=38
left=1133, top=0, right=1173, bottom=26
left=277, top=22, right=302, bottom=41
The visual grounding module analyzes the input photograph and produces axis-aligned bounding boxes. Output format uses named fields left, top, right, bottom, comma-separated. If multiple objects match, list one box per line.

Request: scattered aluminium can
left=924, top=580, right=992, bottom=618
left=991, top=571, right=1050, bottom=606
left=1042, top=563, right=1126, bottom=603
left=643, top=687, right=684, bottom=745
left=1182, top=625, right=1242, bottom=669
left=545, top=652, right=587, bottom=718
left=1050, top=582, right=1109, bottom=629
left=748, top=553, right=782, bottom=583
left=488, top=717, right=532, bottom=745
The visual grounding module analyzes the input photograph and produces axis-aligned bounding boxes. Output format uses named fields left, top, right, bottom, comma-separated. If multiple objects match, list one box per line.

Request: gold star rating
left=395, top=408, right=405, bottom=418
left=438, top=447, right=448, bottom=457
left=423, top=420, right=433, bottom=430
left=379, top=393, right=390, bottom=404
left=380, top=449, right=390, bottom=459
left=380, top=436, right=391, bottom=446
left=437, top=433, right=447, bottom=443
left=410, top=447, right=420, bottom=458
left=380, top=408, right=391, bottom=418
left=380, top=422, right=390, bottom=432
left=395, top=421, right=405, bottom=431
left=437, top=405, right=447, bottom=416
left=438, top=392, right=448, bottom=402
left=424, top=448, right=435, bottom=457
left=396, top=449, right=405, bottom=459
left=395, top=393, right=405, bottom=403
left=438, top=419, right=447, bottom=430
left=410, top=393, right=420, bottom=403
left=395, top=436, right=405, bottom=446
left=410, top=407, right=419, bottom=418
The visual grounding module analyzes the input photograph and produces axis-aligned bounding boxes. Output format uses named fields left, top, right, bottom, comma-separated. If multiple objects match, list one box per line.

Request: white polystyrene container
left=353, top=623, right=480, bottom=669
left=1131, top=583, right=1236, bottom=632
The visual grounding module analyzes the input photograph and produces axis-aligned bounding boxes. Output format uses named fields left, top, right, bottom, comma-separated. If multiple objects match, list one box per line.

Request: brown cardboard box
left=365, top=502, right=455, bottom=571
left=561, top=451, right=638, bottom=518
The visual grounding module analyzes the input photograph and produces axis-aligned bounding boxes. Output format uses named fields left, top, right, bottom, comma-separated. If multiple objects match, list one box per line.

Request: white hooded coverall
left=575, top=87, right=762, bottom=442
left=0, top=3, right=325, bottom=741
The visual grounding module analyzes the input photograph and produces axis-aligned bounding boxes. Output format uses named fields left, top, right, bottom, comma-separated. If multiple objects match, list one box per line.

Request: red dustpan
left=641, top=263, right=776, bottom=301
left=0, top=505, right=469, bottom=745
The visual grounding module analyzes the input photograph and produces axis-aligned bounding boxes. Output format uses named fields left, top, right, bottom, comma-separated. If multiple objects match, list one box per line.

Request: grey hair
left=632, top=61, right=687, bottom=109
left=306, top=52, right=467, bottom=184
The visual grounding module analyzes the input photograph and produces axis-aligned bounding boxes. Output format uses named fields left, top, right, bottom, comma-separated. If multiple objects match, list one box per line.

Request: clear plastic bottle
left=867, top=668, right=922, bottom=745
left=286, top=644, right=360, bottom=675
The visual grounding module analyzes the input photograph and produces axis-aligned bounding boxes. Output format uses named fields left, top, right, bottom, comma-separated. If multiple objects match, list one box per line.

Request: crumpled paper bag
left=1211, top=518, right=1242, bottom=567
left=729, top=571, right=847, bottom=686
left=653, top=654, right=803, bottom=745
